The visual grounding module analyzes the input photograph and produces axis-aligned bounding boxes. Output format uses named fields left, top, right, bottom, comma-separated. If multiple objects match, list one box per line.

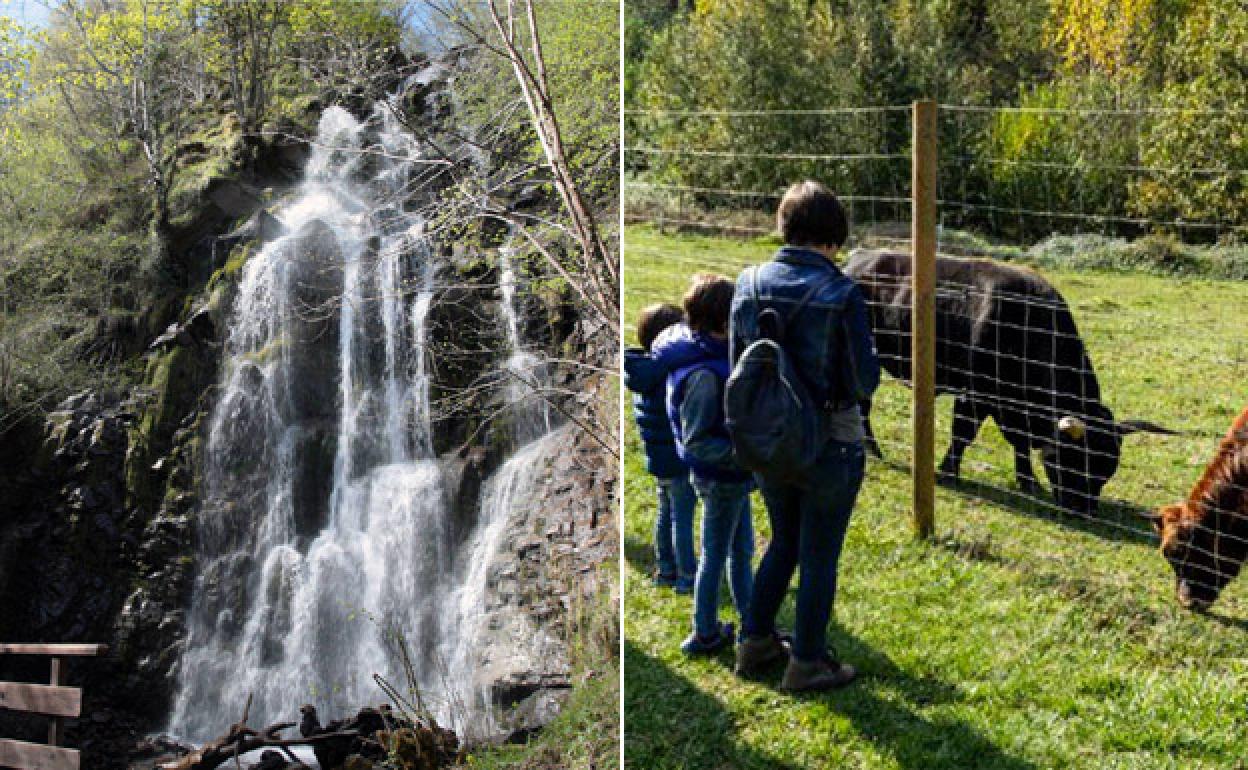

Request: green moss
left=167, top=115, right=246, bottom=229
left=204, top=242, right=255, bottom=297
left=125, top=344, right=213, bottom=510
left=239, top=335, right=288, bottom=367
left=222, top=242, right=254, bottom=278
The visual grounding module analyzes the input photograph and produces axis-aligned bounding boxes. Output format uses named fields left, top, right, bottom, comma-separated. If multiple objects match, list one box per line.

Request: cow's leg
left=860, top=399, right=882, bottom=458
left=938, top=396, right=983, bottom=483
left=1013, top=446, right=1043, bottom=498
left=998, top=422, right=1043, bottom=497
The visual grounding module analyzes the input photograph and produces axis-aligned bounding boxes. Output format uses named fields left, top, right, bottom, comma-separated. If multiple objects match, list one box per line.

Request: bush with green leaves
left=627, top=0, right=1248, bottom=245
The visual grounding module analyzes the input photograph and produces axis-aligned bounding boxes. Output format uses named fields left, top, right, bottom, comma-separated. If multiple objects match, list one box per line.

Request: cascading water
left=439, top=430, right=562, bottom=743
left=169, top=96, right=557, bottom=743
left=497, top=238, right=553, bottom=444
left=435, top=236, right=562, bottom=742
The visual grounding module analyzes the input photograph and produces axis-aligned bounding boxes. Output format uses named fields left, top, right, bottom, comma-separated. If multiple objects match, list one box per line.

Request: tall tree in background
left=54, top=0, right=200, bottom=230
left=423, top=0, right=619, bottom=334
left=201, top=0, right=287, bottom=135
left=414, top=0, right=619, bottom=455
left=627, top=0, right=1248, bottom=239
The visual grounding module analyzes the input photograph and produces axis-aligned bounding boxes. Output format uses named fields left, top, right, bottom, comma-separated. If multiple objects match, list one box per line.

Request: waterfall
left=168, top=98, right=557, bottom=742
left=440, top=429, right=562, bottom=744
left=498, top=238, right=552, bottom=445
left=437, top=240, right=562, bottom=743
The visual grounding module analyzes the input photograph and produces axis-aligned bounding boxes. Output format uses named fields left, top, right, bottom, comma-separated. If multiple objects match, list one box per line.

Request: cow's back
left=845, top=249, right=1099, bottom=417
left=1189, top=407, right=1248, bottom=519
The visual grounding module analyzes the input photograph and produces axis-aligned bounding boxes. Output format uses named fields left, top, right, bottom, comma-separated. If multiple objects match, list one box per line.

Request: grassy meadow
left=622, top=224, right=1248, bottom=770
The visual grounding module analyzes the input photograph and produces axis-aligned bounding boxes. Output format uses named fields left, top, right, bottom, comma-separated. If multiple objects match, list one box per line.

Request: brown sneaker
left=734, top=633, right=790, bottom=678
left=780, top=655, right=857, bottom=691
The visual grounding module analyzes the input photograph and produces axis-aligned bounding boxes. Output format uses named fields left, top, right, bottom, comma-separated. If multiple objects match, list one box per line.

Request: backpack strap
left=748, top=266, right=777, bottom=342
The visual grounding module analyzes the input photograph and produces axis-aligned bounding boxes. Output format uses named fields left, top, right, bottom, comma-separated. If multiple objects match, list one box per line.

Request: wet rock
left=255, top=750, right=289, bottom=770
left=149, top=308, right=218, bottom=353
left=451, top=420, right=616, bottom=741
left=503, top=689, right=570, bottom=744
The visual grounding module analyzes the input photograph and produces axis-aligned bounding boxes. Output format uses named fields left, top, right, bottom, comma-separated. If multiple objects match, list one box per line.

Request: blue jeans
left=744, top=440, right=866, bottom=661
left=691, top=478, right=754, bottom=638
left=654, top=475, right=697, bottom=581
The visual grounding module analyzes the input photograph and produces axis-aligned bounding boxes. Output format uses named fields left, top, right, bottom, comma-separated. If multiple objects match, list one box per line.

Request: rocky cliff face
left=468, top=419, right=617, bottom=743
left=0, top=49, right=615, bottom=766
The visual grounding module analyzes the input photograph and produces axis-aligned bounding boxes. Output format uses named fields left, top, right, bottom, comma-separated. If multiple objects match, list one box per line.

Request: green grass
left=463, top=669, right=619, bottom=769
left=623, top=225, right=1248, bottom=770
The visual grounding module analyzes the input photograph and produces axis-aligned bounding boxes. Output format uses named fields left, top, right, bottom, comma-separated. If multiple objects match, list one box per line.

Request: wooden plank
left=0, top=644, right=106, bottom=657
left=911, top=98, right=938, bottom=539
left=0, top=739, right=79, bottom=770
left=0, top=683, right=81, bottom=718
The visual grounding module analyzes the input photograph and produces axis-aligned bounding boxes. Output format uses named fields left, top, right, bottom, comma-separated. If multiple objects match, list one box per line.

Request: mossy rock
left=168, top=115, right=246, bottom=224
left=125, top=344, right=215, bottom=510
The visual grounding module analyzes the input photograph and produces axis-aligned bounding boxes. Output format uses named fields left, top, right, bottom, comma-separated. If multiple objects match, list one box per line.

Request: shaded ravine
left=168, top=98, right=557, bottom=743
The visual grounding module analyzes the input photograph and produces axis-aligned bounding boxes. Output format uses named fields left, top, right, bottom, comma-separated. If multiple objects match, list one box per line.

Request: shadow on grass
left=624, top=640, right=803, bottom=770
left=1195, top=607, right=1248, bottom=633
left=809, top=626, right=1038, bottom=770
left=949, top=476, right=1156, bottom=546
left=624, top=532, right=654, bottom=575
left=625, top=632, right=1038, bottom=770
left=875, top=455, right=1155, bottom=546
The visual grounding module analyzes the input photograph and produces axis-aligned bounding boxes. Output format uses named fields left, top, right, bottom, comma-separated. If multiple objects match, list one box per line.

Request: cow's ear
left=1118, top=419, right=1179, bottom=436
left=1058, top=416, right=1086, bottom=440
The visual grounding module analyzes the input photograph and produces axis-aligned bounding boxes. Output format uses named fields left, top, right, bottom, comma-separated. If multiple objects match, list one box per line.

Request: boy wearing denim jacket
left=730, top=180, right=880, bottom=691
left=652, top=274, right=754, bottom=655
left=623, top=303, right=697, bottom=593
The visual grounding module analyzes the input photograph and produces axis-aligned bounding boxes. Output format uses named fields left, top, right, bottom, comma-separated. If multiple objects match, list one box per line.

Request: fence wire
left=624, top=104, right=1248, bottom=615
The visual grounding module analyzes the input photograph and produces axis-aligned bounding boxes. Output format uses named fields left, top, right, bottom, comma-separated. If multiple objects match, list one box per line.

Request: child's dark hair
left=777, top=179, right=848, bottom=249
left=683, top=273, right=734, bottom=335
left=636, top=303, right=683, bottom=351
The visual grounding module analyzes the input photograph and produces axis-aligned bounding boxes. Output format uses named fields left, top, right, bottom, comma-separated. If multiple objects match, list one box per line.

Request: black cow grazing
left=845, top=249, right=1172, bottom=514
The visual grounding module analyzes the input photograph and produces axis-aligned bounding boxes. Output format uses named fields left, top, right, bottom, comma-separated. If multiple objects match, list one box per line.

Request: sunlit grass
left=623, top=224, right=1248, bottom=770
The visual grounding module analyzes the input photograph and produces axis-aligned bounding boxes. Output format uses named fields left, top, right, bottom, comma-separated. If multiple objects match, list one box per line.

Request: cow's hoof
left=936, top=470, right=958, bottom=487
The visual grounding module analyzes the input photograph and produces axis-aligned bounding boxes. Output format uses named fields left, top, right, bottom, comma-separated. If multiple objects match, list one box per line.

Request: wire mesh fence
left=624, top=101, right=1248, bottom=615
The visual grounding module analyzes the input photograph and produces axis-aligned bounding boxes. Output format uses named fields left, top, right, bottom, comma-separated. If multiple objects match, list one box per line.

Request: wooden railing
left=0, top=643, right=108, bottom=770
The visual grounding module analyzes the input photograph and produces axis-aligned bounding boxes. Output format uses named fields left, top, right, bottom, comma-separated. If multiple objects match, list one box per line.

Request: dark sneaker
left=680, top=622, right=735, bottom=656
left=780, top=654, right=857, bottom=691
left=734, top=632, right=790, bottom=678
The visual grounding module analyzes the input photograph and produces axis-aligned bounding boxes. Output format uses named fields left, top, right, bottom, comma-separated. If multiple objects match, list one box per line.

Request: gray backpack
left=724, top=268, right=832, bottom=484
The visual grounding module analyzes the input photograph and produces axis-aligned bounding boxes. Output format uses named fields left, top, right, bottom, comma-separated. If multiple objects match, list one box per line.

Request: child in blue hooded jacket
left=652, top=274, right=754, bottom=655
left=623, top=303, right=697, bottom=593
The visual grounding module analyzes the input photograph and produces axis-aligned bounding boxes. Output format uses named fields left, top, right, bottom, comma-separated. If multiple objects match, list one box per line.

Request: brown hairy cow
left=1149, top=407, right=1248, bottom=610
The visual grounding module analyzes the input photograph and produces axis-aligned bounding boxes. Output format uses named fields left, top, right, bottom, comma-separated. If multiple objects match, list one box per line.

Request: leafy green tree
left=47, top=0, right=201, bottom=228
left=890, top=0, right=1052, bottom=104
left=978, top=74, right=1144, bottom=239
left=634, top=0, right=876, bottom=199
left=0, top=16, right=33, bottom=107
left=1132, top=0, right=1248, bottom=233
left=1047, top=0, right=1187, bottom=87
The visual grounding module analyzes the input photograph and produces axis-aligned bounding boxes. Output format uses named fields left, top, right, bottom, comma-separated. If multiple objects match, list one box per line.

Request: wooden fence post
left=912, top=99, right=938, bottom=539
left=48, top=657, right=63, bottom=747
left=0, top=643, right=107, bottom=770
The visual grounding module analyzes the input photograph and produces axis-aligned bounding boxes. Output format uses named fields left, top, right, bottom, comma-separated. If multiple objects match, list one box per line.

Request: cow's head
left=1146, top=502, right=1245, bottom=610
left=1041, top=407, right=1175, bottom=514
